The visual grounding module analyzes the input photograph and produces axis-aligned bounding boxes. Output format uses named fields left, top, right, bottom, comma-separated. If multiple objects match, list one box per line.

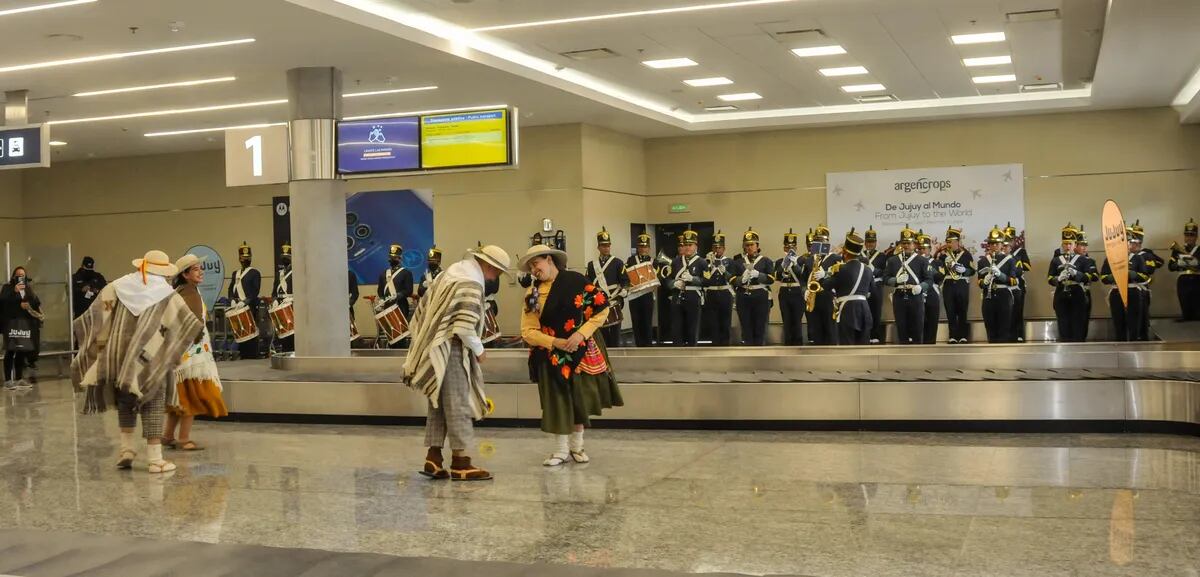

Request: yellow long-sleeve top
left=521, top=276, right=610, bottom=349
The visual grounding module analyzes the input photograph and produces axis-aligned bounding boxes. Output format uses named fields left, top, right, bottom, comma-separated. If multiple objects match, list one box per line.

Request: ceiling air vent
left=770, top=28, right=826, bottom=44
left=1006, top=9, right=1060, bottom=23
left=1020, top=82, right=1062, bottom=93
left=855, top=94, right=898, bottom=103
left=559, top=48, right=619, bottom=61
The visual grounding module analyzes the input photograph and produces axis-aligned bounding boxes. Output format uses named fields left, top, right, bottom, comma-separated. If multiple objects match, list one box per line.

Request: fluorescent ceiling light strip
left=684, top=77, right=733, bottom=87
left=717, top=92, right=761, bottom=101
left=74, top=76, right=237, bottom=97
left=145, top=122, right=287, bottom=137
left=0, top=0, right=95, bottom=18
left=973, top=74, right=1016, bottom=84
left=1172, top=64, right=1200, bottom=106
left=0, top=38, right=255, bottom=74
left=48, top=99, right=287, bottom=125
left=841, top=84, right=886, bottom=93
left=343, top=103, right=509, bottom=121
left=963, top=55, right=1012, bottom=67
left=792, top=45, right=846, bottom=57
left=48, top=140, right=68, bottom=146
left=343, top=85, right=438, bottom=98
left=704, top=105, right=738, bottom=111
left=951, top=32, right=1005, bottom=45
left=819, top=66, right=868, bottom=77
left=471, top=0, right=797, bottom=32
left=643, top=58, right=697, bottom=69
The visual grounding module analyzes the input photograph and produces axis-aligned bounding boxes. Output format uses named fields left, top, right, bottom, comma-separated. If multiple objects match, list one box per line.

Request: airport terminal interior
left=1, top=0, right=1200, bottom=576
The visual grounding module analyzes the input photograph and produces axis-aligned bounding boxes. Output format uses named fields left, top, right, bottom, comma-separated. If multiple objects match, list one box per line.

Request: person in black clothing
left=585, top=227, right=629, bottom=347
left=918, top=231, right=943, bottom=344
left=418, top=246, right=443, bottom=299
left=702, top=231, right=734, bottom=346
left=1075, top=228, right=1096, bottom=341
left=72, top=256, right=107, bottom=319
left=825, top=229, right=873, bottom=345
left=1168, top=218, right=1199, bottom=321
left=1048, top=224, right=1098, bottom=342
left=2, top=267, right=42, bottom=388
left=937, top=227, right=974, bottom=343
left=626, top=232, right=657, bottom=347
left=978, top=226, right=1021, bottom=343
left=859, top=226, right=889, bottom=344
left=1004, top=223, right=1032, bottom=342
left=1102, top=221, right=1164, bottom=341
left=660, top=228, right=708, bottom=347
left=226, top=243, right=262, bottom=359
left=884, top=226, right=930, bottom=345
left=774, top=229, right=805, bottom=346
left=348, top=270, right=360, bottom=340
left=730, top=228, right=774, bottom=346
left=804, top=226, right=839, bottom=346
left=377, top=243, right=415, bottom=349
left=272, top=243, right=295, bottom=352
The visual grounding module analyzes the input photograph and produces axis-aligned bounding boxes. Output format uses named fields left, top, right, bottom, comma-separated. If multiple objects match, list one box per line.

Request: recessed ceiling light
left=342, top=104, right=509, bottom=121
left=343, top=85, right=438, bottom=98
left=642, top=58, right=698, bottom=69
left=48, top=140, right=68, bottom=146
left=47, top=99, right=287, bottom=125
left=74, top=76, right=237, bottom=97
left=1020, top=82, right=1061, bottom=92
left=471, top=0, right=798, bottom=32
left=0, top=38, right=255, bottom=74
left=717, top=92, right=762, bottom=101
left=951, top=32, right=1005, bottom=45
left=791, top=45, right=846, bottom=57
left=963, top=55, right=1012, bottom=67
left=972, top=74, right=1017, bottom=84
left=145, top=122, right=288, bottom=137
left=0, top=0, right=95, bottom=18
left=704, top=105, right=739, bottom=111
left=684, top=77, right=733, bottom=87
left=819, top=66, right=868, bottom=77
left=841, top=83, right=886, bottom=93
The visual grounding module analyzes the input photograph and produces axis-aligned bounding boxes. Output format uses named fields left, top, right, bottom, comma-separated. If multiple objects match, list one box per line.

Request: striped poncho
left=402, top=259, right=488, bottom=419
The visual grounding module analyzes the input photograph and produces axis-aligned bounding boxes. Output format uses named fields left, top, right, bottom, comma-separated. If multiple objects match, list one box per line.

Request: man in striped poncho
left=403, top=245, right=511, bottom=481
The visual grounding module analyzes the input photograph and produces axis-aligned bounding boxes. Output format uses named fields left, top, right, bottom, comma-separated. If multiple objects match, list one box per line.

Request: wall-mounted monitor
left=420, top=109, right=511, bottom=169
left=335, top=107, right=517, bottom=178
left=336, top=116, right=420, bottom=175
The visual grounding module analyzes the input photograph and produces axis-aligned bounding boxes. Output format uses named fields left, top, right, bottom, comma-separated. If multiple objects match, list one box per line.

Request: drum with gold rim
left=267, top=298, right=295, bottom=339
left=224, top=302, right=259, bottom=344
left=626, top=261, right=660, bottom=299
left=374, top=303, right=410, bottom=345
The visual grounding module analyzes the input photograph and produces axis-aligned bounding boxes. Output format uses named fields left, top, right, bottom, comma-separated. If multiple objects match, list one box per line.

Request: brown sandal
left=450, top=456, right=492, bottom=481
left=179, top=441, right=205, bottom=451
left=419, top=448, right=450, bottom=480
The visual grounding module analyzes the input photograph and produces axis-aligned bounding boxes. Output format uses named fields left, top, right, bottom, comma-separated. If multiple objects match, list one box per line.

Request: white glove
left=673, top=279, right=685, bottom=290
left=954, top=264, right=967, bottom=274
left=749, top=269, right=761, bottom=280
left=910, top=284, right=923, bottom=295
left=680, top=271, right=694, bottom=283
left=897, top=271, right=909, bottom=284
left=740, top=269, right=753, bottom=285
left=615, top=288, right=629, bottom=299
left=983, top=273, right=994, bottom=286
left=814, top=269, right=827, bottom=280
left=421, top=278, right=431, bottom=288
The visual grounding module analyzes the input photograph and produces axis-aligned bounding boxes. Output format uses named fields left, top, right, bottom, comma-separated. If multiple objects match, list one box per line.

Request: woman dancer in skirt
left=163, top=254, right=228, bottom=450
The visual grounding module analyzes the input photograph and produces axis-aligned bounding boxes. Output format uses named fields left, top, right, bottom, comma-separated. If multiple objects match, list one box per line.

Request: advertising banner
left=1102, top=199, right=1129, bottom=306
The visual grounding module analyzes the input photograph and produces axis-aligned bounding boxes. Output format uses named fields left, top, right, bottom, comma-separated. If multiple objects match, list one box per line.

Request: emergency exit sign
left=0, top=124, right=49, bottom=170
left=669, top=203, right=690, bottom=213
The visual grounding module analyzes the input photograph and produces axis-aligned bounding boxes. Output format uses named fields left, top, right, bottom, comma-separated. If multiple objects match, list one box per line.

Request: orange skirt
left=169, top=378, right=229, bottom=418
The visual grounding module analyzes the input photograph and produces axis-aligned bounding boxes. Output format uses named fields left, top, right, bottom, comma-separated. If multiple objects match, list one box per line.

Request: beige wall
left=0, top=170, right=22, bottom=270
left=581, top=124, right=648, bottom=264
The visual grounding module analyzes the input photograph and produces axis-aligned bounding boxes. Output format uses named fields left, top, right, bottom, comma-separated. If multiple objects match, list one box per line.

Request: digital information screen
left=336, top=116, right=420, bottom=175
left=0, top=125, right=48, bottom=170
left=420, top=109, right=509, bottom=169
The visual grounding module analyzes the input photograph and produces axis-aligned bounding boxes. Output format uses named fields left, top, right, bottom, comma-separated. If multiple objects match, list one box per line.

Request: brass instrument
left=805, top=251, right=826, bottom=312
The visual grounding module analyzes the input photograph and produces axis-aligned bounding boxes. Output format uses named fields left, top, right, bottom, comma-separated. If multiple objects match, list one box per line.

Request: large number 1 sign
left=245, top=134, right=263, bottom=177
left=225, top=125, right=289, bottom=187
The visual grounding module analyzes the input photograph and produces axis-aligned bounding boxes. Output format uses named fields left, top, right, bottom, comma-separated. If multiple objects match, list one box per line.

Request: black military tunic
left=824, top=258, right=873, bottom=345
left=859, top=247, right=889, bottom=344
left=977, top=252, right=1022, bottom=344
left=586, top=254, right=629, bottom=347
left=923, top=255, right=944, bottom=344
left=730, top=254, right=774, bottom=346
left=378, top=264, right=415, bottom=349
left=661, top=253, right=708, bottom=346
left=703, top=254, right=735, bottom=346
left=803, top=253, right=840, bottom=346
left=1048, top=250, right=1098, bottom=342
left=774, top=252, right=806, bottom=346
left=1169, top=241, right=1200, bottom=321
left=625, top=253, right=657, bottom=347
left=938, top=249, right=975, bottom=343
left=884, top=252, right=930, bottom=345
left=227, top=265, right=263, bottom=359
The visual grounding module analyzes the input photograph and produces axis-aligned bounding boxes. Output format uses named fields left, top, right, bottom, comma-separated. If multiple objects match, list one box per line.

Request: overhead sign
left=1102, top=200, right=1129, bottom=306
left=826, top=163, right=1024, bottom=248
left=225, top=124, right=289, bottom=187
left=336, top=116, right=419, bottom=175
left=669, top=203, right=690, bottom=214
left=184, top=244, right=226, bottom=313
left=0, top=124, right=49, bottom=170
left=420, top=109, right=510, bottom=169
left=334, top=107, right=517, bottom=178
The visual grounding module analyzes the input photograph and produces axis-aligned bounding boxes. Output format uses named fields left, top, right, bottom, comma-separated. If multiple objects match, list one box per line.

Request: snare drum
left=374, top=303, right=410, bottom=345
left=602, top=301, right=624, bottom=328
left=224, top=302, right=259, bottom=344
left=267, top=298, right=295, bottom=339
left=481, top=309, right=501, bottom=344
left=626, top=261, right=660, bottom=298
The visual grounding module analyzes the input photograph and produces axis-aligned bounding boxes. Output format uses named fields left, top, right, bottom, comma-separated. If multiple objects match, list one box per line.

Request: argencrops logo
left=894, top=177, right=952, bottom=194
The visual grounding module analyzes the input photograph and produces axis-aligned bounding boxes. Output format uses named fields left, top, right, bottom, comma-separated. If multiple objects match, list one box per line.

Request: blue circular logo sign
left=185, top=245, right=225, bottom=312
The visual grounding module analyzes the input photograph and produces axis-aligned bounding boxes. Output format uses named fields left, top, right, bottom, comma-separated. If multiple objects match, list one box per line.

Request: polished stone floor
left=2, top=379, right=1199, bottom=577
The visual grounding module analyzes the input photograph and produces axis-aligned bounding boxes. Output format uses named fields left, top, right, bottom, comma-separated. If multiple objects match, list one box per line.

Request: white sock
left=569, top=431, right=584, bottom=453
left=120, top=431, right=134, bottom=452
left=554, top=435, right=569, bottom=456
left=147, top=443, right=163, bottom=463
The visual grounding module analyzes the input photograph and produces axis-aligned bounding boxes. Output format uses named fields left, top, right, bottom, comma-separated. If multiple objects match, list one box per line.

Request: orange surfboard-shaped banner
left=1102, top=199, right=1129, bottom=307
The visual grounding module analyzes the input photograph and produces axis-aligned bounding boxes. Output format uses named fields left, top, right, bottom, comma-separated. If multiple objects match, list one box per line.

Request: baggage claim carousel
left=219, top=320, right=1200, bottom=435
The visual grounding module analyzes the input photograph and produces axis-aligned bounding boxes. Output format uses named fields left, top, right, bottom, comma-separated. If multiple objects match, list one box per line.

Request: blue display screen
left=336, top=117, right=419, bottom=174
left=0, top=125, right=45, bottom=169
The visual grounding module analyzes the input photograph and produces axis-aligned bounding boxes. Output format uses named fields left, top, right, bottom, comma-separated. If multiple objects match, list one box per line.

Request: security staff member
left=703, top=231, right=735, bottom=346
left=825, top=228, right=873, bottom=345
left=804, top=225, right=839, bottom=346
left=1004, top=223, right=1032, bottom=342
left=417, top=246, right=443, bottom=299
left=1048, top=224, right=1098, bottom=342
left=377, top=243, right=414, bottom=349
left=272, top=243, right=295, bottom=353
left=860, top=226, right=889, bottom=344
left=626, top=233, right=657, bottom=347
left=730, top=228, right=774, bottom=346
left=1075, top=227, right=1095, bottom=341
left=884, top=226, right=930, bottom=345
left=917, top=231, right=943, bottom=344
left=1169, top=218, right=1199, bottom=321
left=72, top=256, right=107, bottom=319
left=586, top=227, right=630, bottom=347
left=938, top=227, right=974, bottom=343
left=226, top=242, right=262, bottom=359
left=661, top=228, right=707, bottom=346
left=978, top=226, right=1021, bottom=343
left=774, top=229, right=806, bottom=346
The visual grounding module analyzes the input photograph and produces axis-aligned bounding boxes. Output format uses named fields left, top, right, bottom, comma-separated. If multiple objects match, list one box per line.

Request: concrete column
left=4, top=90, right=28, bottom=125
left=286, top=68, right=349, bottom=357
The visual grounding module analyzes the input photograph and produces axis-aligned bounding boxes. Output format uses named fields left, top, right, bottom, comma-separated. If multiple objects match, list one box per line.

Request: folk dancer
left=860, top=226, right=889, bottom=344
left=978, top=226, right=1022, bottom=343
left=917, top=231, right=943, bottom=344
left=226, top=242, right=262, bottom=359
left=884, top=226, right=930, bottom=345
left=804, top=225, right=839, bottom=346
left=660, top=228, right=708, bottom=347
left=702, top=231, right=735, bottom=346
left=625, top=232, right=657, bottom=347
left=271, top=243, right=295, bottom=352
left=377, top=243, right=415, bottom=349
left=585, top=227, right=630, bottom=347
left=518, top=233, right=544, bottom=290
left=825, top=229, right=873, bottom=345
left=1168, top=218, right=1199, bottom=321
left=938, top=227, right=975, bottom=343
left=730, top=228, right=774, bottom=346
left=775, top=229, right=806, bottom=346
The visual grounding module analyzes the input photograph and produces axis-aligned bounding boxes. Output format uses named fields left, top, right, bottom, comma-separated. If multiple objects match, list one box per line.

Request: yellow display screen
left=420, top=109, right=510, bottom=169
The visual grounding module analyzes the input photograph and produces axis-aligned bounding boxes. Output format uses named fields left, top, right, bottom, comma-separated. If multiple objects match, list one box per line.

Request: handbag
left=5, top=317, right=35, bottom=352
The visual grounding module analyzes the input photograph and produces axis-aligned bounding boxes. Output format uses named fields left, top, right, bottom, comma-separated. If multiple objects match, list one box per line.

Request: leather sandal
left=543, top=453, right=569, bottom=467
left=419, top=448, right=449, bottom=480
left=569, top=450, right=590, bottom=464
left=116, top=449, right=136, bottom=469
left=148, top=460, right=177, bottom=474
left=449, top=456, right=492, bottom=481
left=178, top=441, right=204, bottom=451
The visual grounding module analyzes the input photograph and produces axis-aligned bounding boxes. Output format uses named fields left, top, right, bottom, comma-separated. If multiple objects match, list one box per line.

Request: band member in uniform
left=626, top=232, right=656, bottom=347
left=1169, top=218, right=1199, bottom=321
left=938, top=227, right=974, bottom=343
left=1075, top=227, right=1095, bottom=340
left=1101, top=227, right=1150, bottom=341
left=377, top=243, right=414, bottom=349
left=884, top=226, right=929, bottom=345
left=860, top=226, right=888, bottom=344
left=1048, top=224, right=1097, bottom=342
left=418, top=246, right=444, bottom=300
left=702, top=231, right=735, bottom=346
left=774, top=229, right=806, bottom=346
left=348, top=270, right=360, bottom=318
left=226, top=242, right=262, bottom=359
left=272, top=243, right=295, bottom=352
left=585, top=227, right=630, bottom=347
left=978, top=226, right=1021, bottom=343
left=1004, top=223, right=1031, bottom=342
left=730, top=228, right=774, bottom=346
left=660, top=229, right=707, bottom=347
left=918, top=231, right=943, bottom=344
left=805, top=225, right=839, bottom=346
left=655, top=236, right=682, bottom=344
left=1128, top=221, right=1164, bottom=340
left=825, top=229, right=873, bottom=345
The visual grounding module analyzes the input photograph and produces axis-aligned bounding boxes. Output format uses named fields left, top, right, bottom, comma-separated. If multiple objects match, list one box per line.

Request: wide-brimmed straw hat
left=519, top=244, right=567, bottom=272
left=469, top=244, right=514, bottom=276
left=174, top=254, right=207, bottom=275
left=131, top=250, right=178, bottom=278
